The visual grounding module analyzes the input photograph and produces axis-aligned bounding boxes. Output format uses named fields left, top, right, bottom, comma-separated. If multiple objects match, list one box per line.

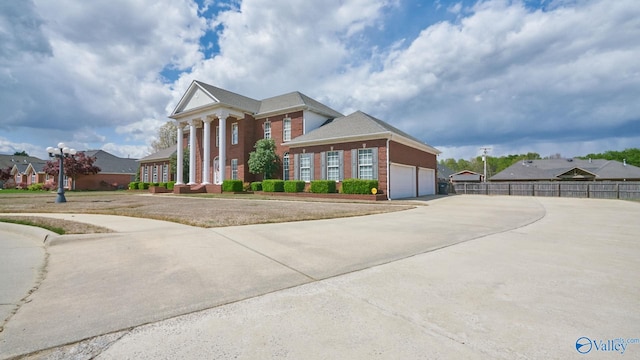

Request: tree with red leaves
left=43, top=152, right=101, bottom=187
left=0, top=166, right=12, bottom=182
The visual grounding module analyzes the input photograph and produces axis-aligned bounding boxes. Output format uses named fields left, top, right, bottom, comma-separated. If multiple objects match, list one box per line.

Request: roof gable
left=139, top=144, right=177, bottom=162
left=171, top=80, right=261, bottom=116
left=81, top=150, right=138, bottom=174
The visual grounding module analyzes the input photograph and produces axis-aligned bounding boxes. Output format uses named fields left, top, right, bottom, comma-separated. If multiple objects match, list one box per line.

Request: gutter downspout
left=386, top=138, right=390, bottom=200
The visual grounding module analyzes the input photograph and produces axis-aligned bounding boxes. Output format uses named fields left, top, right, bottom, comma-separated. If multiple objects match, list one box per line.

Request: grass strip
left=0, top=218, right=66, bottom=235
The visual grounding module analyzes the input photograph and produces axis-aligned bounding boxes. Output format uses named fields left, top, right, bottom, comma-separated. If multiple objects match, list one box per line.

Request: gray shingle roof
left=138, top=144, right=177, bottom=162
left=195, top=81, right=261, bottom=113
left=82, top=150, right=138, bottom=174
left=490, top=158, right=640, bottom=181
left=258, top=91, right=343, bottom=118
left=286, top=111, right=439, bottom=154
left=0, top=154, right=45, bottom=170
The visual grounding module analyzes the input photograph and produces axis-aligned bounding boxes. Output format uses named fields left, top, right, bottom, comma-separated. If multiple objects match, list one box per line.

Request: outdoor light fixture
left=47, top=142, right=77, bottom=203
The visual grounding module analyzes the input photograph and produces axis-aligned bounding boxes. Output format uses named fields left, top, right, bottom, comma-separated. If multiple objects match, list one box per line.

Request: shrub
left=222, top=179, right=243, bottom=192
left=262, top=179, right=285, bottom=192
left=167, top=181, right=175, bottom=190
left=284, top=180, right=305, bottom=193
left=158, top=182, right=167, bottom=188
left=129, top=182, right=139, bottom=190
left=250, top=181, right=262, bottom=191
left=27, top=183, right=44, bottom=191
left=138, top=182, right=150, bottom=190
left=310, top=180, right=336, bottom=194
left=341, top=178, right=379, bottom=195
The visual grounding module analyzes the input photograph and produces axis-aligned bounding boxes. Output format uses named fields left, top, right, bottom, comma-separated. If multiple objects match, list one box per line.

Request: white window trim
left=231, top=158, right=238, bottom=180
left=231, top=123, right=239, bottom=145
left=264, top=121, right=271, bottom=140
left=358, top=148, right=374, bottom=180
left=300, top=153, right=311, bottom=182
left=326, top=151, right=340, bottom=182
left=283, top=118, right=291, bottom=142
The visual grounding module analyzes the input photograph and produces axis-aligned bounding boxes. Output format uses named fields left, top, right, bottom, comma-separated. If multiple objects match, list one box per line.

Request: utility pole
left=480, top=147, right=491, bottom=182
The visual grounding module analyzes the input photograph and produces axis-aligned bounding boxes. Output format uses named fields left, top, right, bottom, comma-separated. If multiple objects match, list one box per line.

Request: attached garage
left=390, top=163, right=416, bottom=199
left=418, top=167, right=436, bottom=196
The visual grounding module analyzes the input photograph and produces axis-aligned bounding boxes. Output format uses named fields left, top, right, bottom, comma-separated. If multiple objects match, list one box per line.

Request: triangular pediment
left=171, top=81, right=220, bottom=116
left=556, top=167, right=597, bottom=180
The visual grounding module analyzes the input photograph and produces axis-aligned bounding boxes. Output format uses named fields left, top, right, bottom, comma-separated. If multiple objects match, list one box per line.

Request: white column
left=176, top=122, right=184, bottom=185
left=202, top=118, right=212, bottom=184
left=217, top=111, right=228, bottom=184
left=188, top=119, right=197, bottom=185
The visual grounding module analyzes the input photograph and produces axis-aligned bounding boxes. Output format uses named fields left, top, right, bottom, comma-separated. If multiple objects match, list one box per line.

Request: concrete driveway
left=1, top=196, right=639, bottom=359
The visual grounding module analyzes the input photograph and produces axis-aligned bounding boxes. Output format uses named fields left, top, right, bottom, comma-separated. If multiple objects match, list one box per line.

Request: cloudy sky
left=1, top=0, right=638, bottom=161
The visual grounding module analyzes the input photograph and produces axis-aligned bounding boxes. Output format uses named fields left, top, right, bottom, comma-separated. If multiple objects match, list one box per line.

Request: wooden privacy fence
left=453, top=181, right=640, bottom=200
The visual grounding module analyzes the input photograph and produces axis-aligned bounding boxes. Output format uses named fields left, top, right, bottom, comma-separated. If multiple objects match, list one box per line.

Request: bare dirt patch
left=0, top=191, right=416, bottom=230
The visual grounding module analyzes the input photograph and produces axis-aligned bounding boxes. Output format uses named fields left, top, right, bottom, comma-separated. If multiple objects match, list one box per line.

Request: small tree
left=248, top=139, right=280, bottom=180
left=43, top=152, right=101, bottom=187
left=13, top=150, right=29, bottom=156
left=0, top=167, right=12, bottom=187
left=150, top=121, right=177, bottom=153
left=169, top=147, right=189, bottom=182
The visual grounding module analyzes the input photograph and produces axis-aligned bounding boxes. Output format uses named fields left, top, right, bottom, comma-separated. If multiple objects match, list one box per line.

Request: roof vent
left=589, top=158, right=592, bottom=163
left=623, top=159, right=627, bottom=167
left=567, top=158, right=573, bottom=162
left=527, top=160, right=533, bottom=164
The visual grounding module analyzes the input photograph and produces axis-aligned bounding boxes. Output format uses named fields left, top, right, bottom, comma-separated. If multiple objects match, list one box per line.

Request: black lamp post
left=47, top=143, right=76, bottom=203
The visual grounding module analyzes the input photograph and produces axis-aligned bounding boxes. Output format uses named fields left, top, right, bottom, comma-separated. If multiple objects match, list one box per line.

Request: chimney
left=623, top=159, right=627, bottom=167
left=589, top=158, right=592, bottom=163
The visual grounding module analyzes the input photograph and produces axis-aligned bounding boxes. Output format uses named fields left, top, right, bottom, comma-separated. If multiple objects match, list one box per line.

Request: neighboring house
left=490, top=158, right=640, bottom=181
left=72, top=150, right=138, bottom=190
left=168, top=80, right=440, bottom=199
left=437, top=164, right=454, bottom=182
left=137, top=144, right=176, bottom=183
left=0, top=154, right=49, bottom=189
left=450, top=170, right=484, bottom=183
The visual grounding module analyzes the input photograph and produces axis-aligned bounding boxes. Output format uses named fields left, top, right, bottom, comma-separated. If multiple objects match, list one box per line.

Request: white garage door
left=390, top=163, right=416, bottom=199
left=418, top=167, right=436, bottom=196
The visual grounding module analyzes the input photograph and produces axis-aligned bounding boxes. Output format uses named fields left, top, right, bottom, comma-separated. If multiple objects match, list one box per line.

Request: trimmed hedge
left=250, top=181, right=262, bottom=191
left=222, top=179, right=243, bottom=192
left=167, top=181, right=175, bottom=190
left=310, top=180, right=336, bottom=194
left=262, top=179, right=285, bottom=192
left=129, top=182, right=139, bottom=190
left=158, top=182, right=167, bottom=188
left=284, top=180, right=305, bottom=193
left=341, top=178, right=379, bottom=195
left=138, top=182, right=150, bottom=190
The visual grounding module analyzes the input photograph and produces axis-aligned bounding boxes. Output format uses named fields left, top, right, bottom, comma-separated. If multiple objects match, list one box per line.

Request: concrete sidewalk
left=1, top=196, right=639, bottom=359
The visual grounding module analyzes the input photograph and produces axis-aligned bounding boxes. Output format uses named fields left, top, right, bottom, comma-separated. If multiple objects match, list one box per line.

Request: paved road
left=1, top=196, right=639, bottom=359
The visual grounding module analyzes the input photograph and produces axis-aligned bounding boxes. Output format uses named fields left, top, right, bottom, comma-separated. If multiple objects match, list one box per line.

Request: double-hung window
left=152, top=165, right=158, bottom=183
left=283, top=118, right=291, bottom=141
left=231, top=159, right=238, bottom=180
left=358, top=149, right=374, bottom=180
left=231, top=123, right=238, bottom=145
left=283, top=152, right=290, bottom=180
left=299, top=153, right=311, bottom=182
left=326, top=151, right=340, bottom=181
left=264, top=121, right=271, bottom=139
left=162, top=164, right=168, bottom=182
left=143, top=166, right=149, bottom=182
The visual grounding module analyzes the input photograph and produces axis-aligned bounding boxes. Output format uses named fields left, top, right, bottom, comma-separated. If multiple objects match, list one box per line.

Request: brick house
left=72, top=150, right=137, bottom=190
left=138, top=144, right=176, bottom=183
left=169, top=80, right=440, bottom=199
